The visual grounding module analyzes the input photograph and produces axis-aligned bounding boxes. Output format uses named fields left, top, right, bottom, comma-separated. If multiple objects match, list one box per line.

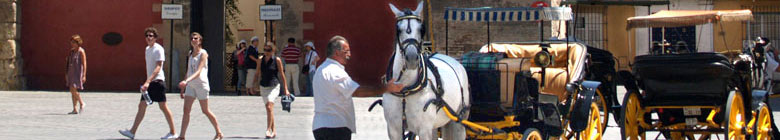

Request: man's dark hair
left=327, top=36, right=347, bottom=57
left=288, top=37, right=295, bottom=43
left=144, top=27, right=158, bottom=37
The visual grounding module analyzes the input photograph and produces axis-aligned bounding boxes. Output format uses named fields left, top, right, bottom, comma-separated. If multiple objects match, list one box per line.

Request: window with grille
left=744, top=6, right=780, bottom=47
left=570, top=5, right=607, bottom=49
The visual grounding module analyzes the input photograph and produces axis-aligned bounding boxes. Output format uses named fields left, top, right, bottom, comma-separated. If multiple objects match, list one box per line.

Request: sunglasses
left=145, top=34, right=156, bottom=38
left=264, top=48, right=272, bottom=52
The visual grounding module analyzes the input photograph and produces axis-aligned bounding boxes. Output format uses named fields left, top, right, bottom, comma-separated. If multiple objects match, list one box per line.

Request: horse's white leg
left=383, top=95, right=404, bottom=140
left=415, top=125, right=435, bottom=140
left=442, top=121, right=467, bottom=140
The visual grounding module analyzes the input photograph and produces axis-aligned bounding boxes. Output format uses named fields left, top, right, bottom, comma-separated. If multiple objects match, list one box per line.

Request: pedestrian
left=302, top=41, right=319, bottom=96
left=246, top=37, right=261, bottom=95
left=119, top=27, right=178, bottom=139
left=177, top=32, right=223, bottom=140
left=233, top=40, right=248, bottom=95
left=311, top=36, right=404, bottom=140
left=65, top=34, right=87, bottom=114
left=281, top=38, right=301, bottom=95
left=253, top=41, right=291, bottom=138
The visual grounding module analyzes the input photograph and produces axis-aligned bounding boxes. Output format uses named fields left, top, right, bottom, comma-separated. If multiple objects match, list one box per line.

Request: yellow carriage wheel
left=755, top=104, right=772, bottom=140
left=620, top=92, right=643, bottom=140
left=726, top=91, right=746, bottom=140
left=595, top=90, right=609, bottom=134
left=580, top=103, right=603, bottom=140
left=522, top=128, right=543, bottom=140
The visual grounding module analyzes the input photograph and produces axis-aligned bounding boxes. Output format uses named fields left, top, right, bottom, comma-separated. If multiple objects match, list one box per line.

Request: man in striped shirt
left=281, top=37, right=302, bottom=95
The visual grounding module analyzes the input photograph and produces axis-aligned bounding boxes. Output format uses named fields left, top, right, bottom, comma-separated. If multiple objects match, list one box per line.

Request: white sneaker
left=119, top=129, right=135, bottom=139
left=160, top=133, right=178, bottom=139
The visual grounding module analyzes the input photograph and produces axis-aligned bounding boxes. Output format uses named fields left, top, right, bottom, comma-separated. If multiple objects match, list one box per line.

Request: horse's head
left=390, top=1, right=425, bottom=70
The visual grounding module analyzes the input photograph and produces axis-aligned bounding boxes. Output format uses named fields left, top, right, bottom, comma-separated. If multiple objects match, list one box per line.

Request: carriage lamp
left=534, top=51, right=553, bottom=68
left=535, top=43, right=553, bottom=88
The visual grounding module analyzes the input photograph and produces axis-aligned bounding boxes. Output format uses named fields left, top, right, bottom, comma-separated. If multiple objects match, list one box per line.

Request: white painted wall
left=633, top=0, right=714, bottom=56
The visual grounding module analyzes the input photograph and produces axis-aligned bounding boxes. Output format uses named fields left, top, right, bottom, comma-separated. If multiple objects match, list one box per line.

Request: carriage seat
left=481, top=43, right=588, bottom=102
left=632, top=53, right=735, bottom=106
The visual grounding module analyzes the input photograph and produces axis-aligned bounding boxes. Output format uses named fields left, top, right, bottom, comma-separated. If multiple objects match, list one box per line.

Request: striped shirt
left=281, top=44, right=301, bottom=63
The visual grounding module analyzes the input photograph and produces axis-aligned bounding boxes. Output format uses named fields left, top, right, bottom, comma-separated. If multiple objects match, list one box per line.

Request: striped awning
left=444, top=7, right=573, bottom=22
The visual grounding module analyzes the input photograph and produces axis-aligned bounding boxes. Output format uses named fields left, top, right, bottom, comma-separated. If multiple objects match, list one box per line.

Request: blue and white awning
left=444, top=7, right=573, bottom=22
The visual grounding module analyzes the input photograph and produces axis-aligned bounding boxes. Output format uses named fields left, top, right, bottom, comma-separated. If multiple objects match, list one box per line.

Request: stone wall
left=276, top=0, right=313, bottom=48
left=0, top=0, right=22, bottom=90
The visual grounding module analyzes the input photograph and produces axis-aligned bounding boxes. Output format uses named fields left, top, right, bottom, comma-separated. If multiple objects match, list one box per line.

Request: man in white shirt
left=119, top=27, right=178, bottom=139
left=311, top=36, right=404, bottom=140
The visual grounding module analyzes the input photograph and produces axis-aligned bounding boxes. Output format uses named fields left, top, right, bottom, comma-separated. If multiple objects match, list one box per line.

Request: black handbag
left=301, top=52, right=312, bottom=74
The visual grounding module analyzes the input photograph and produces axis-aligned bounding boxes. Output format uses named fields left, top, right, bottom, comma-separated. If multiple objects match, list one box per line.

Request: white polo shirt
left=312, top=58, right=360, bottom=133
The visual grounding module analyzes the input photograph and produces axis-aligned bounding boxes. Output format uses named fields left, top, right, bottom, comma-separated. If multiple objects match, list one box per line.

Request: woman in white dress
left=177, top=32, right=223, bottom=140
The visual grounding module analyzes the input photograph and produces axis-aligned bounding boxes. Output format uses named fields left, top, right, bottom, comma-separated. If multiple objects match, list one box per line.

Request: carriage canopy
left=627, top=10, right=753, bottom=29
left=444, top=7, right=573, bottom=22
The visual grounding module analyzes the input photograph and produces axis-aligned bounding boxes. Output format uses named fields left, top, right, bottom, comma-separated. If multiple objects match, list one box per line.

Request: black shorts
left=140, top=80, right=167, bottom=102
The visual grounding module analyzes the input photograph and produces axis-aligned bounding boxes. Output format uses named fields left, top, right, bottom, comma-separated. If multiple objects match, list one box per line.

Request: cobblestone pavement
left=0, top=91, right=389, bottom=140
left=1, top=89, right=780, bottom=140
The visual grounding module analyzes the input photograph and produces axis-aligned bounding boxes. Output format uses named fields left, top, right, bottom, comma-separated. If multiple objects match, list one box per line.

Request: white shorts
left=185, top=83, right=210, bottom=100
left=260, top=84, right=280, bottom=103
left=246, top=69, right=257, bottom=88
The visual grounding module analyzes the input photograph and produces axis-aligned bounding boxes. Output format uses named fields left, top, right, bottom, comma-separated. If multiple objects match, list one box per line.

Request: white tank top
left=187, top=49, right=209, bottom=85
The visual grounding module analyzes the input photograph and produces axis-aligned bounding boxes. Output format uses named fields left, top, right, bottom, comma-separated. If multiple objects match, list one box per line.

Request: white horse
left=380, top=2, right=471, bottom=140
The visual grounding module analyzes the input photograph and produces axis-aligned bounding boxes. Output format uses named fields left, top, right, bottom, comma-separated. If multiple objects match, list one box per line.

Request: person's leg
left=69, top=87, right=78, bottom=113
left=130, top=100, right=148, bottom=134
left=307, top=72, right=314, bottom=96
left=246, top=69, right=257, bottom=95
left=266, top=102, right=275, bottom=136
left=299, top=73, right=308, bottom=96
left=198, top=99, right=223, bottom=139
left=179, top=96, right=195, bottom=139
left=238, top=68, right=247, bottom=95
left=260, top=85, right=278, bottom=137
left=158, top=102, right=176, bottom=135
left=291, top=64, right=300, bottom=95
left=74, top=88, right=85, bottom=111
left=284, top=64, right=297, bottom=95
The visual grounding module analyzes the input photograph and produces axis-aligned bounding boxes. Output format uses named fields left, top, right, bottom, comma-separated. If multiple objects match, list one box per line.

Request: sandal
left=265, top=130, right=276, bottom=139
left=213, top=132, right=223, bottom=140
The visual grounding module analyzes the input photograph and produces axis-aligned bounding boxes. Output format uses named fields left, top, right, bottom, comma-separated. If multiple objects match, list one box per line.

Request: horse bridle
left=385, top=11, right=429, bottom=97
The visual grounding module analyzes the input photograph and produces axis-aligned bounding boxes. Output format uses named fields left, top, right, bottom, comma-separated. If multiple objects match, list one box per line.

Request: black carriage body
left=462, top=52, right=564, bottom=135
left=627, top=53, right=744, bottom=127
left=632, top=53, right=736, bottom=107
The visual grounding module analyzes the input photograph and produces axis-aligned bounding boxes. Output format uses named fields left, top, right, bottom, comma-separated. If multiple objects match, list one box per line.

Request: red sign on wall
left=532, top=1, right=549, bottom=8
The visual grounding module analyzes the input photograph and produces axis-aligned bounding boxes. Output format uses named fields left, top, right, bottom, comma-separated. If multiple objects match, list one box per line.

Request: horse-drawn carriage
left=618, top=10, right=774, bottom=140
left=439, top=7, right=610, bottom=140
left=376, top=3, right=617, bottom=140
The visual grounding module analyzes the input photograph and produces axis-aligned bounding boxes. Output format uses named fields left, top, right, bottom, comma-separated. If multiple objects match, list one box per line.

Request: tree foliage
left=225, top=0, right=242, bottom=46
